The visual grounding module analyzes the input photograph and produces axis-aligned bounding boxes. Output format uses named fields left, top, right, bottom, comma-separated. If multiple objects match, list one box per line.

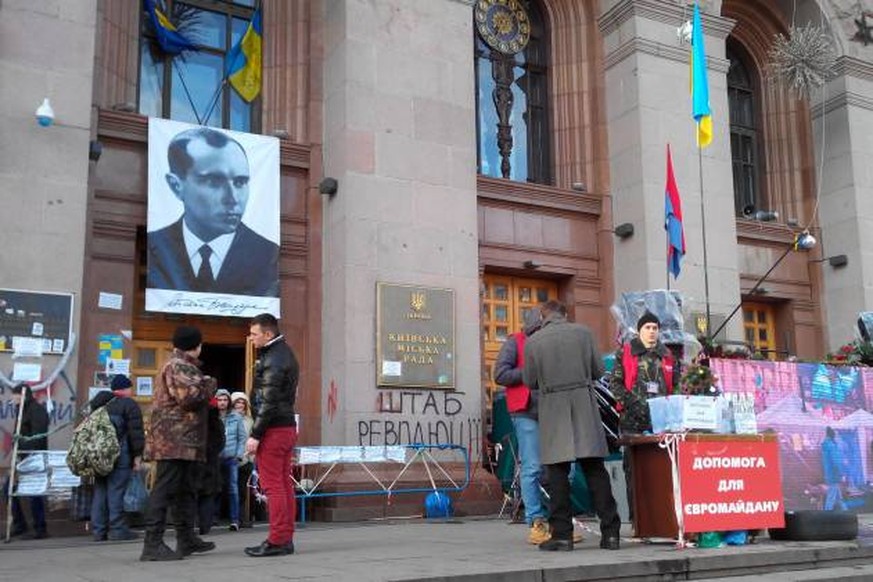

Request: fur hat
left=172, top=325, right=202, bottom=351
left=110, top=375, right=133, bottom=391
left=636, top=312, right=660, bottom=331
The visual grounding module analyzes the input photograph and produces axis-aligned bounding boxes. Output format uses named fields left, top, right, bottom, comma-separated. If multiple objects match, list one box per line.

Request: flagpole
left=172, top=59, right=203, bottom=125
left=698, top=144, right=711, bottom=340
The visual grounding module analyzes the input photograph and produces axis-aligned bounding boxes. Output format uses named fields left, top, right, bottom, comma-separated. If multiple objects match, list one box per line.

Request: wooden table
left=621, top=433, right=779, bottom=539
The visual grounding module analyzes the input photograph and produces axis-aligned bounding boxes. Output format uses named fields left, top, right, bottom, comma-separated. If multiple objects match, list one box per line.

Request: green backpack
left=66, top=400, right=120, bottom=478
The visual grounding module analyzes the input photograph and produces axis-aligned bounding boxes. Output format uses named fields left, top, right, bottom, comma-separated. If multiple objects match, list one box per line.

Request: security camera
left=35, top=98, right=55, bottom=127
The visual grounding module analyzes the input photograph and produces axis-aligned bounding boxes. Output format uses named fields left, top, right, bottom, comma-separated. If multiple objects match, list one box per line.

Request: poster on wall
left=145, top=118, right=280, bottom=319
left=0, top=289, right=74, bottom=355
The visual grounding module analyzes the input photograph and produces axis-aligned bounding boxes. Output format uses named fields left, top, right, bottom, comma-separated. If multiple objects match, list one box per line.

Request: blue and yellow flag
left=145, top=0, right=196, bottom=56
left=227, top=9, right=262, bottom=103
left=691, top=2, right=712, bottom=148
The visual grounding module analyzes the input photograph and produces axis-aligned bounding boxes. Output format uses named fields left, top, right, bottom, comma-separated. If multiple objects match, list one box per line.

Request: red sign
left=678, top=439, right=785, bottom=533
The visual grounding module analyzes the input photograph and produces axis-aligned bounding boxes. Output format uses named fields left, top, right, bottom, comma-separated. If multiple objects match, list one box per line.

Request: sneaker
left=572, top=530, right=584, bottom=543
left=229, top=523, right=240, bottom=532
left=527, top=518, right=550, bottom=545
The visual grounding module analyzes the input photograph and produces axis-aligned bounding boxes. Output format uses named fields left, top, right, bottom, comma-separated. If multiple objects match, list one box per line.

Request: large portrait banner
left=146, top=118, right=280, bottom=318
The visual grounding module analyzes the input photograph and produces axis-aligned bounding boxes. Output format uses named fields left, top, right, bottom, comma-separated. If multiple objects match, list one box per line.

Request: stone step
left=697, top=563, right=873, bottom=582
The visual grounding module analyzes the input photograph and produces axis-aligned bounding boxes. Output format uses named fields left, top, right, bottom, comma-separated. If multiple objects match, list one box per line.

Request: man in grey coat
left=522, top=300, right=621, bottom=551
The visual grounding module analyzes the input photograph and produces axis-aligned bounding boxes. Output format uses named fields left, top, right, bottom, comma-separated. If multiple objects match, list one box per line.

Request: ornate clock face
left=475, top=0, right=531, bottom=55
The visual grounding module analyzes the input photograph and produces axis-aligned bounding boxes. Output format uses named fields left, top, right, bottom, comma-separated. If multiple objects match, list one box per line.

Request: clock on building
left=474, top=0, right=531, bottom=55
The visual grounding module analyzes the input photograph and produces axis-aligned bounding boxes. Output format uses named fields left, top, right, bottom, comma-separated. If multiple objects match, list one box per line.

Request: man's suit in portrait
left=148, top=219, right=279, bottom=297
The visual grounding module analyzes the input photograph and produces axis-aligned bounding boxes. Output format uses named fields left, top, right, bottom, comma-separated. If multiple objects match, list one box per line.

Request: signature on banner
left=146, top=290, right=280, bottom=318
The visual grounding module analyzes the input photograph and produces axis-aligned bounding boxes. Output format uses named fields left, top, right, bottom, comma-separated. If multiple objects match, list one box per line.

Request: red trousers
left=256, top=426, right=297, bottom=545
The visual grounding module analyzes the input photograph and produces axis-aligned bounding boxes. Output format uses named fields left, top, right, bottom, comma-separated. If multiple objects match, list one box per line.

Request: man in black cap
left=6, top=383, right=49, bottom=539
left=610, top=311, right=678, bottom=528
left=90, top=375, right=145, bottom=541
left=141, top=325, right=216, bottom=561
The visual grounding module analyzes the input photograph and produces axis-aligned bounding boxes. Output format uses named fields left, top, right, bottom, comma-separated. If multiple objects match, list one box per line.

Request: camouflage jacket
left=145, top=349, right=216, bottom=462
left=610, top=338, right=677, bottom=434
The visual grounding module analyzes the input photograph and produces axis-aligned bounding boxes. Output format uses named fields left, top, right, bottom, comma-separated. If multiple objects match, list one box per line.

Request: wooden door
left=129, top=340, right=173, bottom=404
left=742, top=302, right=777, bottom=359
left=481, top=276, right=557, bottom=416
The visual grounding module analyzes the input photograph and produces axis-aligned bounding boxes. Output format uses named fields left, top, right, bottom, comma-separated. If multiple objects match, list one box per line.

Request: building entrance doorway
left=481, top=275, right=558, bottom=420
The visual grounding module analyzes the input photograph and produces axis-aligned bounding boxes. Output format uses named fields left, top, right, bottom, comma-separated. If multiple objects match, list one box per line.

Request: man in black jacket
left=89, top=375, right=145, bottom=541
left=244, top=313, right=299, bottom=557
left=7, top=383, right=49, bottom=539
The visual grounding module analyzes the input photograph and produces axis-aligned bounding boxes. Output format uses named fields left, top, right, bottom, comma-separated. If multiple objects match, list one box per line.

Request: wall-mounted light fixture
left=272, top=129, right=290, bottom=140
left=523, top=260, right=541, bottom=270
left=35, top=98, right=54, bottom=127
left=89, top=140, right=103, bottom=162
left=571, top=182, right=586, bottom=192
left=828, top=254, right=848, bottom=268
left=111, top=102, right=136, bottom=112
left=319, top=177, right=339, bottom=197
left=614, top=222, right=634, bottom=239
left=742, top=205, right=778, bottom=222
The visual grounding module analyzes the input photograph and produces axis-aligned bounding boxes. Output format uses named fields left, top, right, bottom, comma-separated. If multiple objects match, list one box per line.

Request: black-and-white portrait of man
left=146, top=118, right=280, bottom=317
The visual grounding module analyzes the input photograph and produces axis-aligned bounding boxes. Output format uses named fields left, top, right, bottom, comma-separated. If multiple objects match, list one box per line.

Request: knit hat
left=172, top=325, right=202, bottom=351
left=636, top=312, right=660, bottom=331
left=110, top=375, right=133, bottom=391
left=215, top=388, right=231, bottom=399
left=230, top=391, right=249, bottom=406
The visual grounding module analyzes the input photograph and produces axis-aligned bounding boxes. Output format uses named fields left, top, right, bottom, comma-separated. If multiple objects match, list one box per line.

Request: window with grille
left=474, top=0, right=551, bottom=184
left=727, top=43, right=761, bottom=217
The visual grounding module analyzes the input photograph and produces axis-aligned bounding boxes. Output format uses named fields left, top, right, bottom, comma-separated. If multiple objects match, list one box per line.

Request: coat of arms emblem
left=410, top=291, right=426, bottom=312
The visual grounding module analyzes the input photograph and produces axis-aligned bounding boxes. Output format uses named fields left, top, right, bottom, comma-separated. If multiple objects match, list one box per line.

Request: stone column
left=598, top=0, right=742, bottom=341
left=321, top=0, right=482, bottom=457
left=814, top=57, right=873, bottom=348
left=0, top=0, right=96, bottom=445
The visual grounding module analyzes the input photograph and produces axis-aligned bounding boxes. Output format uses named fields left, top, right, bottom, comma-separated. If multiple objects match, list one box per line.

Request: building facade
left=2, top=0, right=873, bottom=514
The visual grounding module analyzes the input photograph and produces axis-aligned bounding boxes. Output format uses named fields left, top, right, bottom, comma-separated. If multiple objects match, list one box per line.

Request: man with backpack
left=140, top=325, right=216, bottom=561
left=89, top=374, right=144, bottom=541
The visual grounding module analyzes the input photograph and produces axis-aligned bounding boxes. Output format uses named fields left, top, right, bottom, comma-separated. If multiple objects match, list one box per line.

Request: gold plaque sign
left=376, top=282, right=455, bottom=389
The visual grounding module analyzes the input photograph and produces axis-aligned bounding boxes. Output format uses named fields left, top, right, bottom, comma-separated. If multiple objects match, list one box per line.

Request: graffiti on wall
left=0, top=334, right=79, bottom=465
left=0, top=376, right=77, bottom=464
left=359, top=390, right=482, bottom=459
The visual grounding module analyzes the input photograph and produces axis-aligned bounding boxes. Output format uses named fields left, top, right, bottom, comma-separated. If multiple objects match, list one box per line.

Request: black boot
left=176, top=530, right=216, bottom=556
left=140, top=532, right=182, bottom=562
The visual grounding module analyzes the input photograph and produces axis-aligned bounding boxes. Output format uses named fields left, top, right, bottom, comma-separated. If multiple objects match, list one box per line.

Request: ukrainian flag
left=690, top=2, right=712, bottom=148
left=227, top=9, right=262, bottom=103
left=145, top=0, right=196, bottom=56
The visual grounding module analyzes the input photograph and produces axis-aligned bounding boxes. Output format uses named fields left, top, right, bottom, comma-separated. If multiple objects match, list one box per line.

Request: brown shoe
left=528, top=518, right=550, bottom=545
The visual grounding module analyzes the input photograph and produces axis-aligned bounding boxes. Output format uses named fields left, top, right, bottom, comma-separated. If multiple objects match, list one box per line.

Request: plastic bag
left=697, top=531, right=723, bottom=548
left=723, top=530, right=748, bottom=545
left=123, top=471, right=148, bottom=514
left=69, top=481, right=93, bottom=522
